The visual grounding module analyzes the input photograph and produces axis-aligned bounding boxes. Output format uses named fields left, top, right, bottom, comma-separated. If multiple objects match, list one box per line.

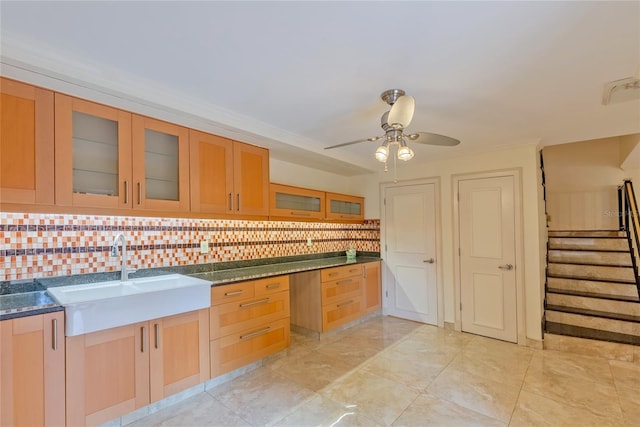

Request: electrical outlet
left=200, top=241, right=209, bottom=254
left=306, top=237, right=312, bottom=246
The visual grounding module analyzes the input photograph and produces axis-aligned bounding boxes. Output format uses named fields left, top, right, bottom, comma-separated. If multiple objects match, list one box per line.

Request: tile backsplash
left=0, top=213, right=380, bottom=281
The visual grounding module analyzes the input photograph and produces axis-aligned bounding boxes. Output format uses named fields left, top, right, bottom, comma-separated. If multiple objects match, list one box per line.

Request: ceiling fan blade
left=405, top=132, right=460, bottom=146
left=324, top=136, right=382, bottom=150
left=387, top=95, right=415, bottom=129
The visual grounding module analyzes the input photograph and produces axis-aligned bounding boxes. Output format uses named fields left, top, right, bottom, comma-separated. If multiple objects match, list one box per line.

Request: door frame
left=453, top=169, right=526, bottom=344
left=380, top=177, right=444, bottom=328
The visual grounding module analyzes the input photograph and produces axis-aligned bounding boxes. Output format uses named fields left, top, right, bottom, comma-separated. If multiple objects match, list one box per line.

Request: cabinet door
left=189, top=130, right=234, bottom=214
left=325, top=192, right=365, bottom=221
left=132, top=115, right=190, bottom=212
left=66, top=322, right=149, bottom=426
left=269, top=183, right=325, bottom=220
left=149, top=309, right=209, bottom=402
left=0, top=78, right=54, bottom=206
left=55, top=94, right=133, bottom=208
left=362, top=261, right=382, bottom=314
left=0, top=312, right=65, bottom=427
left=233, top=141, right=269, bottom=216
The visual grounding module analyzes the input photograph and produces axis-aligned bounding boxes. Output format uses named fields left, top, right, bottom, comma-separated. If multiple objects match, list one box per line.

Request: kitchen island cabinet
left=0, top=311, right=65, bottom=427
left=65, top=309, right=209, bottom=426
left=209, top=275, right=290, bottom=376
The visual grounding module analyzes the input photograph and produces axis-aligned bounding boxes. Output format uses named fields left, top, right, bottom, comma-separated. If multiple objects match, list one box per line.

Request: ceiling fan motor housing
left=380, top=89, right=406, bottom=105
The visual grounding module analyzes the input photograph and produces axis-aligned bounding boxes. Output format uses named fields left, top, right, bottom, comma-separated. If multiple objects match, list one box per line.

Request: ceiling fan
left=325, top=89, right=460, bottom=164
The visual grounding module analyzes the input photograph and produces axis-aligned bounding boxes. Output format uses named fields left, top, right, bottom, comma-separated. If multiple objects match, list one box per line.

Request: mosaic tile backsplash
left=0, top=213, right=380, bottom=281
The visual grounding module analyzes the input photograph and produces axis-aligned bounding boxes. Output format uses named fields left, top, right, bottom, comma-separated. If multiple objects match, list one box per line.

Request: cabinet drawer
left=211, top=282, right=255, bottom=306
left=210, top=317, right=290, bottom=377
left=321, top=277, right=361, bottom=306
left=322, top=297, right=362, bottom=332
left=254, top=275, right=290, bottom=297
left=210, top=290, right=290, bottom=340
left=320, top=264, right=363, bottom=282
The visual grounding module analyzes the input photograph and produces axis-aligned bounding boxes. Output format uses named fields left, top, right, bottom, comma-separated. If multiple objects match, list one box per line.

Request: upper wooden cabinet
left=132, top=115, right=190, bottom=212
left=269, top=183, right=325, bottom=220
left=326, top=192, right=365, bottom=221
left=0, top=78, right=54, bottom=206
left=55, top=94, right=190, bottom=212
left=1, top=312, right=65, bottom=427
left=190, top=129, right=269, bottom=216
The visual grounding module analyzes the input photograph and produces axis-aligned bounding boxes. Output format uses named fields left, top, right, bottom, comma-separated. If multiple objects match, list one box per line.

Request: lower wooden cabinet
left=291, top=261, right=382, bottom=334
left=362, top=261, right=382, bottom=315
left=0, top=311, right=65, bottom=427
left=210, top=276, right=290, bottom=377
left=66, top=309, right=209, bottom=426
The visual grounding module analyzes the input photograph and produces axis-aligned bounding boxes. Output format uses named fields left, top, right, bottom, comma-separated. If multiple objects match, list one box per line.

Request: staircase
left=544, top=230, right=640, bottom=345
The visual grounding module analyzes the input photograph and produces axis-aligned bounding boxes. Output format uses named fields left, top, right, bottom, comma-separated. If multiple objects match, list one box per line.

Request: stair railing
left=618, top=179, right=640, bottom=296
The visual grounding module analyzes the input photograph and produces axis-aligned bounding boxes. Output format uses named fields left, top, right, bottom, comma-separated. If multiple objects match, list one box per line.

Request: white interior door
left=384, top=183, right=438, bottom=324
left=459, top=175, right=517, bottom=342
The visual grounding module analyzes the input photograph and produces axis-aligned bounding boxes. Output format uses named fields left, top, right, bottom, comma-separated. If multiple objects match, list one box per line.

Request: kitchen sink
left=47, top=274, right=211, bottom=336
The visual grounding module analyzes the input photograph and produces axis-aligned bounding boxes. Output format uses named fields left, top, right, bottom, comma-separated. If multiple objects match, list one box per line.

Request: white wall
left=351, top=143, right=544, bottom=342
left=269, top=158, right=353, bottom=195
left=544, top=137, right=623, bottom=230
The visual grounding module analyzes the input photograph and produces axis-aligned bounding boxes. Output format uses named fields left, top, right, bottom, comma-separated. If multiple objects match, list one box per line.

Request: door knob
left=498, top=264, right=513, bottom=270
left=423, top=258, right=435, bottom=264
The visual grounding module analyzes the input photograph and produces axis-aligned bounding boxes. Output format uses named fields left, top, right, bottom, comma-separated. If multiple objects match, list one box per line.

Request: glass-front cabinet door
left=55, top=94, right=132, bottom=209
left=269, top=183, right=325, bottom=220
left=325, top=192, right=365, bottom=221
left=132, top=115, right=189, bottom=212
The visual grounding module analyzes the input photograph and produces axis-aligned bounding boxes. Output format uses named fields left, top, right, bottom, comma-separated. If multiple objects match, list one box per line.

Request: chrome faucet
left=111, top=233, right=129, bottom=281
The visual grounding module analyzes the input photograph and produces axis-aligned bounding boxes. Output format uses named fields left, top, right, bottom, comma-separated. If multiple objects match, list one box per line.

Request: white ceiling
left=2, top=1, right=639, bottom=175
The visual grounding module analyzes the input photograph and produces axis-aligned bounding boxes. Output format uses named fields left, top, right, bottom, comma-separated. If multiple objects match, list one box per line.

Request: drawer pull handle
left=291, top=211, right=311, bottom=216
left=224, top=290, right=244, bottom=296
left=52, top=319, right=58, bottom=351
left=349, top=269, right=359, bottom=273
left=336, top=279, right=353, bottom=285
left=266, top=283, right=280, bottom=289
left=240, top=326, right=271, bottom=340
left=337, top=300, right=355, bottom=308
left=239, top=298, right=270, bottom=308
left=328, top=272, right=339, bottom=277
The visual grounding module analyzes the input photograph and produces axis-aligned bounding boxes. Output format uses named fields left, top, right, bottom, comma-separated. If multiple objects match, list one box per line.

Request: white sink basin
left=47, top=274, right=211, bottom=336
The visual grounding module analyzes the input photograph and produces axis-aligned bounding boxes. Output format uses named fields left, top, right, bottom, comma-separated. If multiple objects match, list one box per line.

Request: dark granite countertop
left=190, top=256, right=381, bottom=285
left=0, top=289, right=64, bottom=321
left=0, top=253, right=381, bottom=321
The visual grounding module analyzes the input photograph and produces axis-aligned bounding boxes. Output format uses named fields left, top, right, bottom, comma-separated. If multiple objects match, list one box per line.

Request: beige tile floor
left=129, top=316, right=640, bottom=426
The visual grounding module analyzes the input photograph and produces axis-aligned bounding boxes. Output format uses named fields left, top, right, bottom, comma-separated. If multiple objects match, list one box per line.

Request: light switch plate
left=200, top=241, right=209, bottom=254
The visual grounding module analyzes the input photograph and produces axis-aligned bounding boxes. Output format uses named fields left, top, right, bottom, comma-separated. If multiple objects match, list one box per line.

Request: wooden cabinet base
left=210, top=317, right=290, bottom=377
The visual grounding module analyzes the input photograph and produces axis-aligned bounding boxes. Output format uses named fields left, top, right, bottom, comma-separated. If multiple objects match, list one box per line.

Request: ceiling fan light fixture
left=397, top=140, right=414, bottom=161
left=375, top=143, right=389, bottom=162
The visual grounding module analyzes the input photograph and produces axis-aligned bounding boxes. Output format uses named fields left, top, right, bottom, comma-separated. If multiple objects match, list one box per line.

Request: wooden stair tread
left=545, top=323, right=640, bottom=346
left=546, top=288, right=640, bottom=302
left=545, top=305, right=640, bottom=323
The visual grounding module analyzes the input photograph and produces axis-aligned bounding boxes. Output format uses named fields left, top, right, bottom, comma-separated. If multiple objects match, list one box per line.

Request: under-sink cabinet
left=209, top=275, right=290, bottom=377
left=0, top=311, right=66, bottom=427
left=65, top=309, right=209, bottom=426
